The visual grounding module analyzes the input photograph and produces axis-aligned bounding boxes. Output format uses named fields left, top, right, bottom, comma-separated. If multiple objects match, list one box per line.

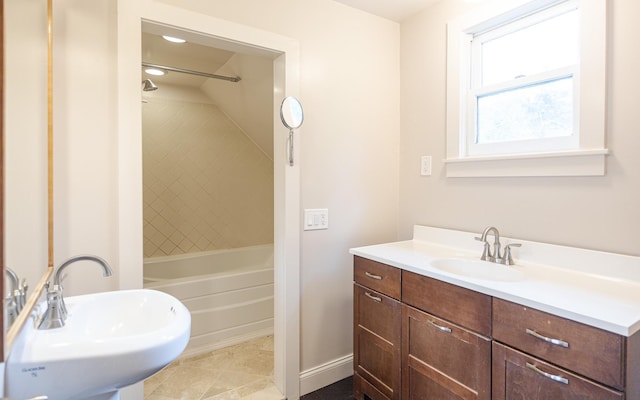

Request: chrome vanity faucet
left=475, top=226, right=521, bottom=265
left=5, top=267, right=29, bottom=326
left=37, top=255, right=113, bottom=330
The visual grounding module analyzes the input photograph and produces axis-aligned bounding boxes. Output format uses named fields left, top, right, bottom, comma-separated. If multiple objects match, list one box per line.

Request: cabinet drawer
left=354, top=284, right=401, bottom=344
left=493, top=298, right=624, bottom=389
left=402, top=270, right=492, bottom=336
left=403, top=305, right=491, bottom=400
left=354, top=256, right=401, bottom=299
left=492, top=341, right=623, bottom=400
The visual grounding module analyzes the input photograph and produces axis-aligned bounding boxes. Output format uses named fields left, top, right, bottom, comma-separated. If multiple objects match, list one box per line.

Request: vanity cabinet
left=353, top=256, right=402, bottom=400
left=353, top=256, right=640, bottom=400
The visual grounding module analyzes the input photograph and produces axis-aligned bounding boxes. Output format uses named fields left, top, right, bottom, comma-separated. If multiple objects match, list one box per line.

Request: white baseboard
left=299, top=354, right=353, bottom=396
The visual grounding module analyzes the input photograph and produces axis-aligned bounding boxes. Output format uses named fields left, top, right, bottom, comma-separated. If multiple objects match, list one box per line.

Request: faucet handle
left=475, top=236, right=495, bottom=261
left=502, top=243, right=522, bottom=265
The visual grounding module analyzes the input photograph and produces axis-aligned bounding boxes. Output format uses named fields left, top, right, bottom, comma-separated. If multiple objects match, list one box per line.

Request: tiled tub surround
left=142, top=99, right=274, bottom=258
left=351, top=225, right=640, bottom=336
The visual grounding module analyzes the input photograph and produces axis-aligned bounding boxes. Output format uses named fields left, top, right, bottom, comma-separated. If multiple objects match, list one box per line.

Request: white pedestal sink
left=6, top=289, right=191, bottom=400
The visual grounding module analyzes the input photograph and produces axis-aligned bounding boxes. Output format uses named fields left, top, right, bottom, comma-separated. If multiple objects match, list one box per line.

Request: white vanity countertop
left=350, top=225, right=640, bottom=337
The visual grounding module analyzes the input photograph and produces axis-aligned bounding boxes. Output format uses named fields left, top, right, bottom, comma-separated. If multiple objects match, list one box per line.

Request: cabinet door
left=354, top=372, right=392, bottom=400
left=402, top=305, right=491, bottom=400
left=354, top=284, right=402, bottom=400
left=492, top=342, right=623, bottom=400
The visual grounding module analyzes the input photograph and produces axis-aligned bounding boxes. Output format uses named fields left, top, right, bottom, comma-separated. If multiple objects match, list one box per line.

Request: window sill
left=444, top=149, right=609, bottom=178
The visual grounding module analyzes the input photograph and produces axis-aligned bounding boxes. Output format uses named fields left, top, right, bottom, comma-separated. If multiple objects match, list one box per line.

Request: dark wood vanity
left=353, top=255, right=640, bottom=400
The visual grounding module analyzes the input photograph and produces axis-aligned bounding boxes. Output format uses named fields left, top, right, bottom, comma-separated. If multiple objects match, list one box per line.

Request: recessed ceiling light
left=162, top=35, right=186, bottom=44
left=145, top=68, right=166, bottom=76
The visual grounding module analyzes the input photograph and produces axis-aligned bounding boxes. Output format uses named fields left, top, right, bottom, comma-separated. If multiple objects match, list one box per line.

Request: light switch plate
left=304, top=209, right=329, bottom=230
left=421, top=156, right=432, bottom=176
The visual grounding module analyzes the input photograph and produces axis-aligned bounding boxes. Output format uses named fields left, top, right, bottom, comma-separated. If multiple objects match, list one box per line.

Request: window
left=445, top=0, right=608, bottom=177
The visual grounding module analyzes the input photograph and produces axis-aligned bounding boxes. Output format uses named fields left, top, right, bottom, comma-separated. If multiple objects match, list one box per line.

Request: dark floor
left=301, top=376, right=354, bottom=400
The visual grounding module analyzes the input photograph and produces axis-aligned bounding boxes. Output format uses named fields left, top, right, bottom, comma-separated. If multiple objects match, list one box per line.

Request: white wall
left=399, top=0, right=640, bottom=257
left=51, top=0, right=121, bottom=294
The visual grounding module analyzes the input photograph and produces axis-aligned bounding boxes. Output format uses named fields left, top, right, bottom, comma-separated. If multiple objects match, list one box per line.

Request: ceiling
left=140, top=0, right=443, bottom=87
left=332, top=0, right=441, bottom=22
left=141, top=32, right=236, bottom=87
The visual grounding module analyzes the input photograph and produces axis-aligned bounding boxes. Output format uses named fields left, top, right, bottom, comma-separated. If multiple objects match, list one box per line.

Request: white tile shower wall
left=142, top=99, right=274, bottom=258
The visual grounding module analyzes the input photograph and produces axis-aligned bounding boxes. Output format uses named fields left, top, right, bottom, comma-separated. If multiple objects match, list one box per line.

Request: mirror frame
left=280, top=96, right=304, bottom=130
left=3, top=0, right=55, bottom=356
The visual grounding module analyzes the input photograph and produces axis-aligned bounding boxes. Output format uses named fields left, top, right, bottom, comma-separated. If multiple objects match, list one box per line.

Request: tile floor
left=144, top=335, right=282, bottom=400
left=144, top=334, right=354, bottom=400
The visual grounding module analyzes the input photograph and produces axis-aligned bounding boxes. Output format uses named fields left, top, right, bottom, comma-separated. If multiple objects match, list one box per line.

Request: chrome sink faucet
left=37, top=255, right=113, bottom=330
left=5, top=267, right=29, bottom=326
left=475, top=226, right=502, bottom=263
left=475, top=226, right=521, bottom=265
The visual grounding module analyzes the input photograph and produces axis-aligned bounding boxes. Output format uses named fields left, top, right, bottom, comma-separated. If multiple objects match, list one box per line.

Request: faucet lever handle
left=475, top=236, right=494, bottom=261
left=502, top=243, right=522, bottom=265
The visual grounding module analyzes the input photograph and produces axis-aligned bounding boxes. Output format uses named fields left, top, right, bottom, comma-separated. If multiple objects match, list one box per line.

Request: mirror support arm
left=289, top=129, right=294, bottom=166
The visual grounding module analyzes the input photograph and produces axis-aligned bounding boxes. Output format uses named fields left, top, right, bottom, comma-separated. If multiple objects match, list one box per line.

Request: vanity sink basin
left=430, top=258, right=526, bottom=282
left=6, top=289, right=191, bottom=400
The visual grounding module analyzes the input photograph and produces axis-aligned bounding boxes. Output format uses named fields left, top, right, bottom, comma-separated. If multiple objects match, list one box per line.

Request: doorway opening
left=140, top=23, right=279, bottom=398
left=115, top=6, right=301, bottom=395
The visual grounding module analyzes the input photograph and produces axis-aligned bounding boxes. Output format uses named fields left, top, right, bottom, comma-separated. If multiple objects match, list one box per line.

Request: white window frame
left=445, top=0, right=608, bottom=177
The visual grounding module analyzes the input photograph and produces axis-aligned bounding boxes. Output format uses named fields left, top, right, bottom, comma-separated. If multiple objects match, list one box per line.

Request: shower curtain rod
left=142, top=62, right=242, bottom=82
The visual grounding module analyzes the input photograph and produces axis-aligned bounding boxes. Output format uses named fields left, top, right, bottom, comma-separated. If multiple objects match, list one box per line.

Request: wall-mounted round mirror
left=280, top=96, right=303, bottom=166
left=280, top=96, right=303, bottom=130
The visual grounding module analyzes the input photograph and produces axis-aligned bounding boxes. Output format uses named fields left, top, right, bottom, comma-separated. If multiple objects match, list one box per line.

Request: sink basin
left=6, top=289, right=191, bottom=400
left=430, top=258, right=526, bottom=282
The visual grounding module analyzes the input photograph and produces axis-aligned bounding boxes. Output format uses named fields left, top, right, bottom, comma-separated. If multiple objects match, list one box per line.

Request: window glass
left=476, top=76, right=573, bottom=144
left=479, top=9, right=578, bottom=87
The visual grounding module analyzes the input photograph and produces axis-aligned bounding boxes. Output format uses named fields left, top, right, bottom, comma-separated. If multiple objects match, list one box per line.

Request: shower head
left=142, top=79, right=158, bottom=91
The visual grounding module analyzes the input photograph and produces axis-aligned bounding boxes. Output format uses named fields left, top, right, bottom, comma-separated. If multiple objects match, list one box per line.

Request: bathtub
left=144, top=244, right=274, bottom=357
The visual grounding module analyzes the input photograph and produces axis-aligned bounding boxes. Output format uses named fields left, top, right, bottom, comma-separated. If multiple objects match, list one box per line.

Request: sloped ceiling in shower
left=141, top=32, right=274, bottom=158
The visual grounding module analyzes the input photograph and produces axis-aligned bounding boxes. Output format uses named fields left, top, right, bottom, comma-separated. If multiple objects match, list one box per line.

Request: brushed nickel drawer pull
left=365, top=272, right=382, bottom=280
left=526, top=328, right=569, bottom=348
left=365, top=292, right=382, bottom=302
left=428, top=320, right=452, bottom=333
left=526, top=362, right=569, bottom=384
